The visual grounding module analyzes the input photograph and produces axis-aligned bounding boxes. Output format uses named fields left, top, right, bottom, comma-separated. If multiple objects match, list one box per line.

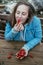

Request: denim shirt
left=4, top=16, right=42, bottom=51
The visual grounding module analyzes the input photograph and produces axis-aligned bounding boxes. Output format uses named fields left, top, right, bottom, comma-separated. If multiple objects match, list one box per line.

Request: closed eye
left=16, top=11, right=20, bottom=14
left=22, top=12, right=26, bottom=15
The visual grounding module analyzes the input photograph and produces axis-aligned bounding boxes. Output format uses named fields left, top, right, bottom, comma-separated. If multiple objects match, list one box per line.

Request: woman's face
left=15, top=4, right=29, bottom=24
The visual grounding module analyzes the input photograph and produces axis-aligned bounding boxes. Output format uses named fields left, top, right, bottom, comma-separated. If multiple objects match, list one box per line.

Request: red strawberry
left=29, top=53, right=33, bottom=58
left=7, top=55, right=12, bottom=59
left=17, top=19, right=21, bottom=24
left=17, top=49, right=26, bottom=58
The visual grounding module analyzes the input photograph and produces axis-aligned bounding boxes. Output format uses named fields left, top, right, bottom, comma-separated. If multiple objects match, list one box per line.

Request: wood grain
left=0, top=39, right=43, bottom=65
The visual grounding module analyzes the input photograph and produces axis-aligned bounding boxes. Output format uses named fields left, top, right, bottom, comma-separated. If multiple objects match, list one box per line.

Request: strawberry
left=29, top=53, right=33, bottom=58
left=7, top=55, right=12, bottom=59
left=17, top=49, right=26, bottom=58
left=17, top=19, right=21, bottom=24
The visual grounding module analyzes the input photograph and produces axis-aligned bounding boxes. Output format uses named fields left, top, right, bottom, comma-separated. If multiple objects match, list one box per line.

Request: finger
left=16, top=54, right=21, bottom=59
left=16, top=23, right=23, bottom=31
left=16, top=53, right=18, bottom=56
left=17, top=24, right=23, bottom=31
left=16, top=55, right=19, bottom=59
left=16, top=52, right=19, bottom=56
left=16, top=24, right=20, bottom=29
left=16, top=56, right=21, bottom=59
left=16, top=21, right=21, bottom=26
left=17, top=25, right=22, bottom=31
left=16, top=52, right=20, bottom=58
left=20, top=57, right=24, bottom=59
left=16, top=53, right=19, bottom=59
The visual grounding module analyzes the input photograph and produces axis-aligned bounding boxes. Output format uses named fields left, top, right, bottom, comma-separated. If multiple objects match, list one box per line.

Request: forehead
left=16, top=4, right=29, bottom=12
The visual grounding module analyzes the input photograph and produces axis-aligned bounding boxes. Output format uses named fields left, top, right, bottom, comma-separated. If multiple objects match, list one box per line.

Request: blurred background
left=0, top=0, right=43, bottom=41
left=0, top=0, right=43, bottom=15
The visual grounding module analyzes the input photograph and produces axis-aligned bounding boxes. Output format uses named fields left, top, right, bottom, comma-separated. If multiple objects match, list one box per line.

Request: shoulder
left=32, top=16, right=41, bottom=25
left=6, top=21, right=12, bottom=28
left=6, top=21, right=10, bottom=25
left=33, top=16, right=41, bottom=22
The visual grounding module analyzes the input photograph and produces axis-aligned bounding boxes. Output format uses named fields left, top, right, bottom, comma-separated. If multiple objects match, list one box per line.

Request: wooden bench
left=0, top=13, right=11, bottom=39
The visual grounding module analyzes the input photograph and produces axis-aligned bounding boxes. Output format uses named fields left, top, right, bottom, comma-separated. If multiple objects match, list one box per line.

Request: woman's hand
left=16, top=49, right=28, bottom=59
left=13, top=23, right=24, bottom=32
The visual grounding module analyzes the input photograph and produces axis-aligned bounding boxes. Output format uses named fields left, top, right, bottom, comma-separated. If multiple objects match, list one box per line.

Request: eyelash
left=17, top=12, right=20, bottom=14
left=17, top=12, right=26, bottom=15
left=22, top=13, right=26, bottom=15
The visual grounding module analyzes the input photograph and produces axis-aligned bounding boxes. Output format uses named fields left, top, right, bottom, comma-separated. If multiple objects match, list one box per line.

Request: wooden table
left=0, top=13, right=11, bottom=21
left=0, top=39, right=43, bottom=65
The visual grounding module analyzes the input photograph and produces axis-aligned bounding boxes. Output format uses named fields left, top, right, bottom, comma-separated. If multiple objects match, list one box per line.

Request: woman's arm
left=4, top=21, right=19, bottom=41
left=22, top=17, right=42, bottom=51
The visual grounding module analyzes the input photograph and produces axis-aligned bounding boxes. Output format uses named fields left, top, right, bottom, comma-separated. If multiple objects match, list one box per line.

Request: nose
left=19, top=13, right=22, bottom=18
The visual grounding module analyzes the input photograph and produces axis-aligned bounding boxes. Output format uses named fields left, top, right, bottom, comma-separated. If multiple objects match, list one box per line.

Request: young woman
left=4, top=1, right=42, bottom=59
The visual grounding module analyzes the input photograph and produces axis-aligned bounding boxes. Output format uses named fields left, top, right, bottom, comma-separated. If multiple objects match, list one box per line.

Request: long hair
left=10, top=1, right=35, bottom=27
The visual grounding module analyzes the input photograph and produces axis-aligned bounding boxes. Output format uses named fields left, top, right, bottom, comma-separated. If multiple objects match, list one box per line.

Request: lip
left=17, top=19, right=21, bottom=24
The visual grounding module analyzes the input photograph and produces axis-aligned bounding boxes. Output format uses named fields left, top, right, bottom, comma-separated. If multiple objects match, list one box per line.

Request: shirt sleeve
left=22, top=17, right=42, bottom=51
left=4, top=22, right=19, bottom=41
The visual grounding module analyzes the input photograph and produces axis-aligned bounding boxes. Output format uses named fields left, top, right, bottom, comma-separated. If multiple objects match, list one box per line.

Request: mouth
left=17, top=19, right=21, bottom=24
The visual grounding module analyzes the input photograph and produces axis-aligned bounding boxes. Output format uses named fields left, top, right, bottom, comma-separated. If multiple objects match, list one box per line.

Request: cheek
left=15, top=13, right=17, bottom=19
left=15, top=14, right=18, bottom=21
left=21, top=16, right=28, bottom=24
left=23, top=15, right=28, bottom=21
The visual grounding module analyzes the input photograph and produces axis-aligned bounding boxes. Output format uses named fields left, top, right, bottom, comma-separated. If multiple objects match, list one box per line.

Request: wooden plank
left=0, top=13, right=11, bottom=21
left=0, top=30, right=4, bottom=33
left=0, top=39, right=43, bottom=65
left=0, top=4, right=5, bottom=8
